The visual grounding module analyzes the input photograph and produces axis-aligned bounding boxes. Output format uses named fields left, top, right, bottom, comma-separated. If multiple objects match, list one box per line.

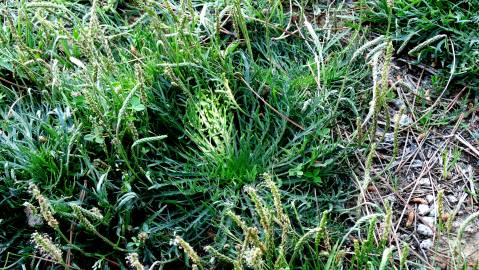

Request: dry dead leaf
left=130, top=45, right=138, bottom=57
left=411, top=198, right=428, bottom=204
left=406, top=211, right=415, bottom=228
left=417, top=133, right=426, bottom=141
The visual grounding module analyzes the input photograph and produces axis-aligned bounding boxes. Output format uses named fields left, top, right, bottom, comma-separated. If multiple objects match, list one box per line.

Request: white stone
left=417, top=224, right=433, bottom=236
left=419, top=239, right=433, bottom=250
left=451, top=220, right=476, bottom=233
left=428, top=205, right=438, bottom=217
left=410, top=159, right=423, bottom=167
left=421, top=216, right=435, bottom=227
left=447, top=195, right=458, bottom=204
left=417, top=204, right=430, bottom=216
left=385, top=194, right=396, bottom=204
left=384, top=132, right=394, bottom=143
left=399, top=114, right=413, bottom=126
left=392, top=99, right=405, bottom=109
left=466, top=225, right=478, bottom=233
left=418, top=178, right=430, bottom=185
left=426, top=194, right=434, bottom=203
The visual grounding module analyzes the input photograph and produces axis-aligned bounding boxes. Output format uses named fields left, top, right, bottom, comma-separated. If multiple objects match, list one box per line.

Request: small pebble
left=410, top=159, right=423, bottom=167
left=420, top=239, right=433, bottom=250
left=466, top=225, right=478, bottom=233
left=385, top=194, right=396, bottom=204
left=384, top=133, right=394, bottom=143
left=428, top=205, right=438, bottom=217
left=452, top=220, right=477, bottom=233
left=392, top=98, right=405, bottom=109
left=452, top=220, right=478, bottom=233
left=417, top=204, right=430, bottom=216
left=418, top=178, right=430, bottom=185
left=399, top=114, right=413, bottom=126
left=447, top=195, right=458, bottom=204
left=417, top=224, right=433, bottom=236
left=426, top=194, right=434, bottom=203
left=421, top=216, right=435, bottom=227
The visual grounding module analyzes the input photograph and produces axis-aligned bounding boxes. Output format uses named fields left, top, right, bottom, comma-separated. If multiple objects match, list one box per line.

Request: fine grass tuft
left=359, top=0, right=479, bottom=88
left=0, top=0, right=425, bottom=269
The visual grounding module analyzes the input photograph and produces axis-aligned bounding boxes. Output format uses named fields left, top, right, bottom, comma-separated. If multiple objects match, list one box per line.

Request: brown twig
left=240, top=77, right=305, bottom=131
left=0, top=76, right=29, bottom=90
left=65, top=180, right=87, bottom=269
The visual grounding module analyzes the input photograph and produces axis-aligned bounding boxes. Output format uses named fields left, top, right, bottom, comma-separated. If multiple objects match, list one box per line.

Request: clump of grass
left=0, top=0, right=392, bottom=269
left=175, top=174, right=390, bottom=269
left=358, top=0, right=479, bottom=87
